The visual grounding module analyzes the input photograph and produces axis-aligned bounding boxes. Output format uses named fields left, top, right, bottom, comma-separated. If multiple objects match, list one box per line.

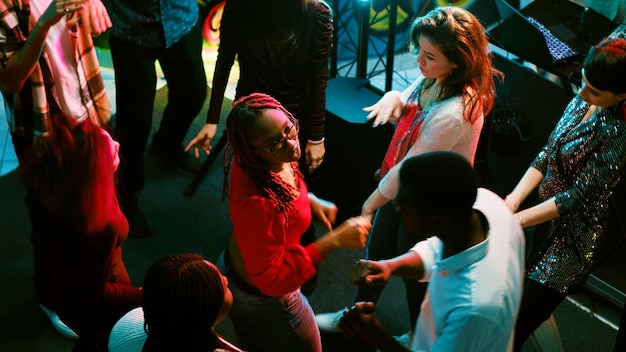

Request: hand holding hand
left=363, top=91, right=404, bottom=127
left=350, top=259, right=390, bottom=286
left=338, top=302, right=378, bottom=339
left=185, top=123, right=218, bottom=158
left=503, top=194, right=520, bottom=212
left=310, top=193, right=337, bottom=231
left=333, top=216, right=371, bottom=249
left=361, top=208, right=374, bottom=224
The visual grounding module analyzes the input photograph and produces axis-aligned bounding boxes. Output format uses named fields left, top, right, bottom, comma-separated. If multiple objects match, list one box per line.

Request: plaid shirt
left=0, top=0, right=111, bottom=137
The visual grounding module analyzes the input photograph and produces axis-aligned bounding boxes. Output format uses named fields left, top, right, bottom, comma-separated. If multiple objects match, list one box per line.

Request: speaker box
left=307, top=78, right=393, bottom=223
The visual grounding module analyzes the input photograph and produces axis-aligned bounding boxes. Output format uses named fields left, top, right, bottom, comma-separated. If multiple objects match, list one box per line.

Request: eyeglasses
left=252, top=121, right=299, bottom=156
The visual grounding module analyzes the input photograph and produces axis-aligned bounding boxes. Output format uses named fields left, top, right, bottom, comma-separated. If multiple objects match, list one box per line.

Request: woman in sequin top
left=505, top=37, right=626, bottom=351
left=314, top=7, right=503, bottom=338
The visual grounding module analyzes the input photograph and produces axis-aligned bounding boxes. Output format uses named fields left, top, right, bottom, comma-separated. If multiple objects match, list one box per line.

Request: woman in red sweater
left=220, top=93, right=371, bottom=352
left=20, top=114, right=142, bottom=352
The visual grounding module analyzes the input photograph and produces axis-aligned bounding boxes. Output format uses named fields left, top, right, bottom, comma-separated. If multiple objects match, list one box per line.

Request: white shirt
left=410, top=188, right=525, bottom=352
left=377, top=74, right=484, bottom=200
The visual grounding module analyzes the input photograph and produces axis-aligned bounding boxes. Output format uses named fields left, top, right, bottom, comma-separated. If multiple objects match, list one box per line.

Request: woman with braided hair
left=108, top=253, right=242, bottom=352
left=219, top=93, right=371, bottom=352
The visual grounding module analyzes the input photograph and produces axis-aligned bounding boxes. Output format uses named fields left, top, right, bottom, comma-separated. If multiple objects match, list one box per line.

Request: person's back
left=412, top=188, right=524, bottom=351
left=108, top=253, right=242, bottom=352
left=336, top=151, right=524, bottom=352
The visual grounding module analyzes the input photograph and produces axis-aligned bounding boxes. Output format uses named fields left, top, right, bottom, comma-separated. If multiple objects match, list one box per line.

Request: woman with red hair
left=20, top=114, right=142, bottom=352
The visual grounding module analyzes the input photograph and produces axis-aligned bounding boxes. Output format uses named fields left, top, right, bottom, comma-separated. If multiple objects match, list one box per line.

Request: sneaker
left=148, top=142, right=201, bottom=176
left=315, top=308, right=347, bottom=333
left=120, top=191, right=152, bottom=238
left=393, top=331, right=413, bottom=348
left=39, top=304, right=79, bottom=340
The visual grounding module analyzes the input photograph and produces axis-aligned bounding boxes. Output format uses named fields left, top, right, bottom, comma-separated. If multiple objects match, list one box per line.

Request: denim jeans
left=353, top=202, right=427, bottom=330
left=217, top=252, right=321, bottom=352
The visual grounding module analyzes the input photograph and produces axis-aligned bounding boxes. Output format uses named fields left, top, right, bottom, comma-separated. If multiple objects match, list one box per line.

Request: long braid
left=223, top=93, right=301, bottom=215
left=142, top=254, right=226, bottom=351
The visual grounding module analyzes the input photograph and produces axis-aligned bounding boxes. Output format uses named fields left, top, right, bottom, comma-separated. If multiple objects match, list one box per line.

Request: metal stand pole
left=183, top=131, right=228, bottom=197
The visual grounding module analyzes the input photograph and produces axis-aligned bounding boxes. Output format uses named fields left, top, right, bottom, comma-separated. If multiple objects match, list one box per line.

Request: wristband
left=308, top=138, right=325, bottom=145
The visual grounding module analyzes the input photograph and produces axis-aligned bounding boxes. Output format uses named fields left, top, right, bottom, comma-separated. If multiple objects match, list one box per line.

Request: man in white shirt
left=338, top=151, right=525, bottom=352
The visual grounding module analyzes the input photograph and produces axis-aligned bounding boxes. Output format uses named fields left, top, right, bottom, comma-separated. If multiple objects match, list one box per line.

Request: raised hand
left=185, top=123, right=218, bottom=158
left=363, top=91, right=404, bottom=127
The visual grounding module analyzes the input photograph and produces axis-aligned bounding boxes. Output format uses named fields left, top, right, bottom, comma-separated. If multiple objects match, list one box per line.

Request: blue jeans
left=217, top=252, right=321, bottom=352
left=353, top=202, right=427, bottom=330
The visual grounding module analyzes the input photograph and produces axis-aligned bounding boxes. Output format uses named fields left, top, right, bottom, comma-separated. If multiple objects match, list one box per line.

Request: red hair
left=20, top=114, right=124, bottom=234
left=410, top=7, right=503, bottom=123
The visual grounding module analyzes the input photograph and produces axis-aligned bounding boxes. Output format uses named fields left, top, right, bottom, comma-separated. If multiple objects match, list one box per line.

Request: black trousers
left=514, top=278, right=566, bottom=351
left=108, top=22, right=207, bottom=193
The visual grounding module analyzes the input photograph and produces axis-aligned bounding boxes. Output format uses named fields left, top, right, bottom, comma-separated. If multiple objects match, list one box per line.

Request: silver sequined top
left=527, top=95, right=626, bottom=294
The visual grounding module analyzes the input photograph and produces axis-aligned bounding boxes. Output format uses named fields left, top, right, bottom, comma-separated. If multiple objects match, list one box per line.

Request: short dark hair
left=398, top=151, right=477, bottom=217
left=583, top=38, right=626, bottom=94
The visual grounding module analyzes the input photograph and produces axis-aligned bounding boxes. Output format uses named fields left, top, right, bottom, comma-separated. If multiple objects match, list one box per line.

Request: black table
left=488, top=0, right=615, bottom=97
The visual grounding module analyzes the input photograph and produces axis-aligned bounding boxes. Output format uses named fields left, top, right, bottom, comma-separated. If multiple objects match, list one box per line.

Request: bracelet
left=308, top=138, right=325, bottom=145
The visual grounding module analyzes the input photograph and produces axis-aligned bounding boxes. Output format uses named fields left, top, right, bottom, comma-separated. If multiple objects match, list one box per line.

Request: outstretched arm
left=339, top=302, right=411, bottom=352
left=504, top=167, right=543, bottom=212
left=361, top=188, right=391, bottom=223
left=504, top=167, right=551, bottom=227
left=0, top=0, right=87, bottom=93
left=514, top=198, right=559, bottom=228
left=314, top=216, right=371, bottom=258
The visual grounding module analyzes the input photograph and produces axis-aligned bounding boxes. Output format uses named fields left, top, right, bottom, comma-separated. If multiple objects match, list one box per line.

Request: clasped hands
left=337, top=260, right=392, bottom=341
